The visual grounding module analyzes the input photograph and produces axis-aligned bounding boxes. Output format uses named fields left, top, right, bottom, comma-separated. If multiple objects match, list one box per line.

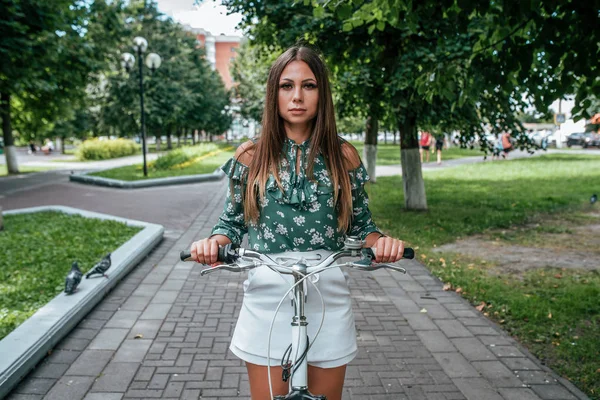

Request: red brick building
left=184, top=26, right=242, bottom=89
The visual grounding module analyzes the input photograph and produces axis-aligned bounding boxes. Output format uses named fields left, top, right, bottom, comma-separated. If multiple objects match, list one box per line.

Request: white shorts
left=229, top=250, right=357, bottom=369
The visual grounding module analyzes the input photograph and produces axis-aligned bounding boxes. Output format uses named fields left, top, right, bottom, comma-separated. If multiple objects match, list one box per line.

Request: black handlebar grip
left=180, top=251, right=192, bottom=261
left=402, top=247, right=415, bottom=259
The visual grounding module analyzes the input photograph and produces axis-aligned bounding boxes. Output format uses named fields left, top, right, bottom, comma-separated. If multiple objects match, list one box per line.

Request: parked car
left=582, top=133, right=600, bottom=148
left=567, top=132, right=586, bottom=147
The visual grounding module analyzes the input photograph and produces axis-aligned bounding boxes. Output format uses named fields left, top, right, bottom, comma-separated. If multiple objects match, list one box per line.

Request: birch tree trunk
left=1, top=92, right=19, bottom=174
left=400, top=113, right=427, bottom=210
left=363, top=114, right=378, bottom=183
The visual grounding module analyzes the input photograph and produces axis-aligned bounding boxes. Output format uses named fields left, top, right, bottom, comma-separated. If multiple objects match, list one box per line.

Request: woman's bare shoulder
left=234, top=140, right=256, bottom=166
left=340, top=141, right=361, bottom=170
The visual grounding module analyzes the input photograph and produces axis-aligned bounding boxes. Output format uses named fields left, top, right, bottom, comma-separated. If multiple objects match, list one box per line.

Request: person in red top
left=419, top=131, right=433, bottom=163
left=501, top=132, right=513, bottom=159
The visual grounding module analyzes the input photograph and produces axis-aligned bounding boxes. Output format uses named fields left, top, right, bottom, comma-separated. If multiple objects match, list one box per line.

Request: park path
left=0, top=150, right=592, bottom=400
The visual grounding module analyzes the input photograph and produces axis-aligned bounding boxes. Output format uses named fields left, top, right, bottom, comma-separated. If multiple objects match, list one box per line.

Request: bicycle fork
left=274, top=264, right=326, bottom=400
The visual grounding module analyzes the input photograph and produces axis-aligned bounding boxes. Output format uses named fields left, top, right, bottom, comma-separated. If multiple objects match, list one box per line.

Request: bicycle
left=180, top=237, right=414, bottom=400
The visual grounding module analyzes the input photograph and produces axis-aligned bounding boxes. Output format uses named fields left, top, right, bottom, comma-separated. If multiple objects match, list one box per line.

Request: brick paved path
left=3, top=178, right=589, bottom=400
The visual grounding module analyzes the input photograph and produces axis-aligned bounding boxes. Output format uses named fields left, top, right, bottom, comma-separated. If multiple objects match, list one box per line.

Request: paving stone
left=467, top=325, right=501, bottom=336
left=160, top=279, right=186, bottom=291
left=164, top=381, right=184, bottom=397
left=5, top=394, right=43, bottom=400
left=471, top=361, right=523, bottom=387
left=83, top=394, right=123, bottom=400
left=148, top=374, right=169, bottom=389
left=91, top=362, right=139, bottom=392
left=403, top=313, right=438, bottom=330
left=139, top=304, right=172, bottom=320
left=452, top=378, right=504, bottom=400
left=121, top=296, right=152, bottom=311
left=113, top=339, right=152, bottom=362
left=55, top=337, right=90, bottom=351
left=431, top=353, right=479, bottom=378
left=129, top=319, right=163, bottom=340
left=43, top=376, right=95, bottom=400
left=488, top=345, right=526, bottom=359
left=66, top=350, right=113, bottom=376
left=501, top=357, right=542, bottom=371
left=450, top=338, right=496, bottom=362
left=498, top=388, right=542, bottom=400
left=435, top=320, right=474, bottom=338
left=132, top=284, right=160, bottom=297
left=45, top=350, right=81, bottom=364
left=12, top=378, right=55, bottom=395
left=105, top=311, right=142, bottom=329
left=88, top=328, right=129, bottom=350
left=30, top=362, right=70, bottom=379
left=415, top=330, right=457, bottom=353
left=529, top=384, right=578, bottom=400
left=151, top=290, right=179, bottom=304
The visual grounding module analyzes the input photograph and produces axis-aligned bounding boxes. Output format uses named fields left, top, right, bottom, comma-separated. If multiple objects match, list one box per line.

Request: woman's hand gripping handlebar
left=180, top=240, right=415, bottom=277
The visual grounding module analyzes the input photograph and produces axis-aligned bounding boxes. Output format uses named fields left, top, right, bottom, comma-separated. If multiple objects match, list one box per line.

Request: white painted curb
left=69, top=168, right=225, bottom=188
left=0, top=205, right=164, bottom=398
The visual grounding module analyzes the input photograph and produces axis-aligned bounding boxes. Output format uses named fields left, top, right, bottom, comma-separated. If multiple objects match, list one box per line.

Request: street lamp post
left=120, top=37, right=161, bottom=177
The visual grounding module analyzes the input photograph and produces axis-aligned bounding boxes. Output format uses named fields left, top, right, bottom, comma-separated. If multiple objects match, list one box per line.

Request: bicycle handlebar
left=179, top=244, right=414, bottom=276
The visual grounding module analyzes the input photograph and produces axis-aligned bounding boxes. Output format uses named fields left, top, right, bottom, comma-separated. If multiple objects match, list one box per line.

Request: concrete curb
left=0, top=205, right=164, bottom=399
left=69, top=168, right=225, bottom=189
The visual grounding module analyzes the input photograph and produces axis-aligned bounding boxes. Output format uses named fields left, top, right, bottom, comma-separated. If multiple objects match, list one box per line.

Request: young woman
left=190, top=46, right=406, bottom=400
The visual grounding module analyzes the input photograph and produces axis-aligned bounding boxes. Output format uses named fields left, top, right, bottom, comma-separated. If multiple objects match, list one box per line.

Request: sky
left=155, top=0, right=243, bottom=36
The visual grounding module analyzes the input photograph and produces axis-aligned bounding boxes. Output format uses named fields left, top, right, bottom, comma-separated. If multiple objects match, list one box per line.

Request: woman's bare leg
left=437, top=149, right=442, bottom=164
left=307, top=364, right=347, bottom=400
left=246, top=363, right=288, bottom=400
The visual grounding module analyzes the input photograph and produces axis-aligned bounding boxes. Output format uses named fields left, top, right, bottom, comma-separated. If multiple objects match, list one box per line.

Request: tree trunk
left=192, top=129, right=196, bottom=145
left=399, top=112, right=427, bottom=210
left=1, top=92, right=19, bottom=174
left=183, top=128, right=188, bottom=145
left=61, top=136, right=66, bottom=154
left=363, top=114, right=378, bottom=183
left=393, top=131, right=398, bottom=145
left=167, top=129, right=172, bottom=150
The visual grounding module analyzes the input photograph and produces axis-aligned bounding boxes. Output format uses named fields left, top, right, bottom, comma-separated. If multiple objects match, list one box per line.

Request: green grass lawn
left=0, top=211, right=141, bottom=340
left=350, top=141, right=481, bottom=165
left=0, top=165, right=56, bottom=177
left=367, top=154, right=600, bottom=398
left=90, top=144, right=235, bottom=181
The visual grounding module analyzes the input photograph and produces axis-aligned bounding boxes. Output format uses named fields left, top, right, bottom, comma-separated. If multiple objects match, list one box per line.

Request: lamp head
left=120, top=52, right=135, bottom=71
left=145, top=53, right=162, bottom=72
left=133, top=36, right=148, bottom=53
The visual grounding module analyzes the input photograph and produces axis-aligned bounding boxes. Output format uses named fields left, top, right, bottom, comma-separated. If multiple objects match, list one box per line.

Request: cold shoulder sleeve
left=210, top=157, right=248, bottom=245
left=347, top=162, right=381, bottom=241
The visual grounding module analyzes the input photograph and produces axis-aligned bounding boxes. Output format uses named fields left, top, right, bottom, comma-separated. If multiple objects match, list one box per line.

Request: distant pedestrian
left=28, top=140, right=37, bottom=155
left=419, top=131, right=433, bottom=163
left=501, top=132, right=513, bottom=159
left=492, top=135, right=504, bottom=160
left=434, top=134, right=447, bottom=164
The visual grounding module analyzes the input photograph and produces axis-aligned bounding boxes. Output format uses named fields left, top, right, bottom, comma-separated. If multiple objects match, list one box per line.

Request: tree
left=0, top=0, right=127, bottom=171
left=223, top=0, right=599, bottom=210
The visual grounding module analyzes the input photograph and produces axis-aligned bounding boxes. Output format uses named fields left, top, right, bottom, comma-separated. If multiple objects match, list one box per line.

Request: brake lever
left=199, top=262, right=256, bottom=276
left=348, top=262, right=407, bottom=274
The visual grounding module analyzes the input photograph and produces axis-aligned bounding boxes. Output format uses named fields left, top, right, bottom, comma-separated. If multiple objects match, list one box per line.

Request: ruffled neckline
left=220, top=144, right=370, bottom=208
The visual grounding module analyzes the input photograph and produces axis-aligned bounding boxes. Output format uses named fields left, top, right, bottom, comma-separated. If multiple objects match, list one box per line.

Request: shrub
left=76, top=138, right=139, bottom=161
left=151, top=144, right=220, bottom=171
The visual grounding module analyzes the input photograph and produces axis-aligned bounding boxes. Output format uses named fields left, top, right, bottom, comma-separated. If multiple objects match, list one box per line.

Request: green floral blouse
left=211, top=137, right=380, bottom=253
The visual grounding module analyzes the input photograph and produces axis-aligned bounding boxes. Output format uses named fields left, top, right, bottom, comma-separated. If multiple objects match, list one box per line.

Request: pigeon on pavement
left=65, top=262, right=83, bottom=295
left=85, top=253, right=112, bottom=279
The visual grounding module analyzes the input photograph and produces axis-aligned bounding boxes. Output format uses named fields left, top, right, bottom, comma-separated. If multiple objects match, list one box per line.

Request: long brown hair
left=239, top=46, right=352, bottom=232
